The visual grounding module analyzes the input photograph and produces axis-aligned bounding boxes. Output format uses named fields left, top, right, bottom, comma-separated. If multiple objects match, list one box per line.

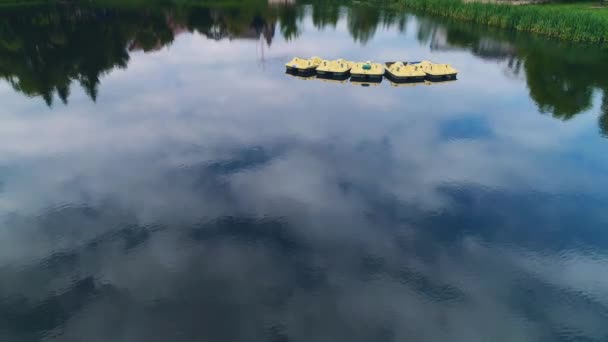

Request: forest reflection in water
left=0, top=0, right=607, bottom=136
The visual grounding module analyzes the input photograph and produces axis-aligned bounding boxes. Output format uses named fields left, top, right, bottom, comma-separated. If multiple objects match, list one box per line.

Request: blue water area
left=439, top=116, right=493, bottom=140
left=0, top=1, right=608, bottom=342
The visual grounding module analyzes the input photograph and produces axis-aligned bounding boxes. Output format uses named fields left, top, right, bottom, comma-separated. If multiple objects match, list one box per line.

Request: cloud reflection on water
left=0, top=5, right=607, bottom=342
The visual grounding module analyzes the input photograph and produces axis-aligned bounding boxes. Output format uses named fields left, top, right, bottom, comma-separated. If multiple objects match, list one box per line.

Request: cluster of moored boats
left=285, top=57, right=458, bottom=83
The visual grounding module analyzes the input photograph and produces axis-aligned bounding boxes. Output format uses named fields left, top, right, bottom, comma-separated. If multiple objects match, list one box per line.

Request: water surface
left=1, top=1, right=608, bottom=341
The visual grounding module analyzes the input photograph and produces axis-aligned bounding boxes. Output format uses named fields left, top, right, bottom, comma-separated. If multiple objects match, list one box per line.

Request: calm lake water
left=1, top=1, right=608, bottom=341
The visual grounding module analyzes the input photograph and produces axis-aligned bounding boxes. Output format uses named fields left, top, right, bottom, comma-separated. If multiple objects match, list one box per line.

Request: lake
left=1, top=1, right=608, bottom=341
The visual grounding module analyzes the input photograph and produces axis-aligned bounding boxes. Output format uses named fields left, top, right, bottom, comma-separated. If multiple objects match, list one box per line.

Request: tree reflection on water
left=0, top=0, right=607, bottom=135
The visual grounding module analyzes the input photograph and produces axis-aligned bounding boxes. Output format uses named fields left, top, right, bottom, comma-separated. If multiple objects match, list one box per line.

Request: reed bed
left=400, top=0, right=608, bottom=43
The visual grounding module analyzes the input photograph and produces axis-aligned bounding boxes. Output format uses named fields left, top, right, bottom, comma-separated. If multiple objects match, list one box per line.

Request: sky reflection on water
left=0, top=2, right=608, bottom=342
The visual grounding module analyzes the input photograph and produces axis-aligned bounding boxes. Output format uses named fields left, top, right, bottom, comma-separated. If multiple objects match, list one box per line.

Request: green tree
left=278, top=5, right=303, bottom=41
left=347, top=4, right=380, bottom=44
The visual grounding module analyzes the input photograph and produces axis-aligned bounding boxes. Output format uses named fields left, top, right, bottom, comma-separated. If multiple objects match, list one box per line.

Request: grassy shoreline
left=399, top=0, right=608, bottom=43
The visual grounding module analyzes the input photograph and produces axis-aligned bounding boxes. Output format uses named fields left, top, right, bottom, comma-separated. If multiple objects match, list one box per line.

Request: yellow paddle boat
left=350, top=61, right=384, bottom=81
left=413, top=60, right=458, bottom=81
left=384, top=62, right=426, bottom=83
left=285, top=56, right=323, bottom=74
left=316, top=58, right=354, bottom=77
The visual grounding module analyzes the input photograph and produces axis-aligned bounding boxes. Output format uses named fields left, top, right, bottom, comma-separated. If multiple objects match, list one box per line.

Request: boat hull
left=425, top=73, right=458, bottom=81
left=350, top=74, right=383, bottom=82
left=285, top=66, right=316, bottom=73
left=286, top=67, right=317, bottom=76
left=317, top=73, right=350, bottom=81
left=316, top=70, right=350, bottom=78
left=384, top=72, right=426, bottom=83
